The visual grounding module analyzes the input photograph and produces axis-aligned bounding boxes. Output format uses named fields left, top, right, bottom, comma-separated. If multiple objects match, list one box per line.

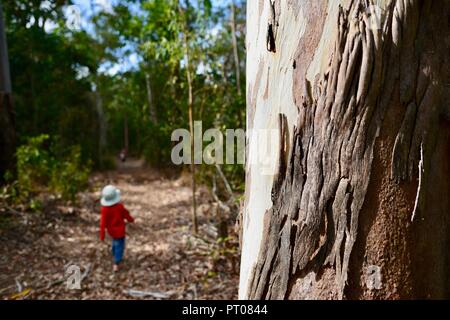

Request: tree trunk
left=240, top=0, right=450, bottom=300
left=123, top=111, right=129, bottom=153
left=230, top=0, right=242, bottom=96
left=145, top=72, right=157, bottom=124
left=0, top=2, right=15, bottom=182
left=182, top=24, right=198, bottom=235
left=94, top=89, right=106, bottom=166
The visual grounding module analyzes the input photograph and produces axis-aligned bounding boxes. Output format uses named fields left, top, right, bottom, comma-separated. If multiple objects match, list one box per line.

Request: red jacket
left=100, top=203, right=134, bottom=241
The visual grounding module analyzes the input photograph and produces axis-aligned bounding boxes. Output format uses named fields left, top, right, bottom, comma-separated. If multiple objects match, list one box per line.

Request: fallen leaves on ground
left=0, top=161, right=239, bottom=300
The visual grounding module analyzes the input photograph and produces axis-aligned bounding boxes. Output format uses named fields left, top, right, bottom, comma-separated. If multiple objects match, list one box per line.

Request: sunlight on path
left=0, top=159, right=238, bottom=300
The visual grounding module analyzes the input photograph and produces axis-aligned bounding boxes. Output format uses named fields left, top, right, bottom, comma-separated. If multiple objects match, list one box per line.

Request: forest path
left=0, top=159, right=238, bottom=299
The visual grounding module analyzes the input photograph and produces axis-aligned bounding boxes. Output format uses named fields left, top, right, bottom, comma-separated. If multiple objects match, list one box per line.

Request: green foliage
left=50, top=146, right=91, bottom=202
left=4, top=1, right=103, bottom=168
left=0, top=180, right=20, bottom=207
left=15, top=135, right=91, bottom=204
left=16, top=134, right=52, bottom=195
left=207, top=235, right=239, bottom=276
left=4, top=0, right=247, bottom=196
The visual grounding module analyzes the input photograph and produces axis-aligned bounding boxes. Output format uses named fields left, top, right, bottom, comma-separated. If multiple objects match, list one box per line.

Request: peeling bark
left=242, top=0, right=450, bottom=299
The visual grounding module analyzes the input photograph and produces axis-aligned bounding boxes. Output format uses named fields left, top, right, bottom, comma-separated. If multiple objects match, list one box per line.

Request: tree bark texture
left=241, top=0, right=450, bottom=300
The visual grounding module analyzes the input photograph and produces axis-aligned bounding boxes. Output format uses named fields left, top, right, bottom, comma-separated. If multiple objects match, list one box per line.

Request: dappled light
left=0, top=0, right=244, bottom=301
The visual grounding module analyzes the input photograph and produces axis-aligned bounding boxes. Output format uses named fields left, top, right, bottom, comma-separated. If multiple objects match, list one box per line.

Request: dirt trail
left=0, top=160, right=239, bottom=299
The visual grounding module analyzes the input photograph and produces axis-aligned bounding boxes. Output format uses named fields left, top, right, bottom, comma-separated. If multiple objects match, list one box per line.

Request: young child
left=99, top=185, right=135, bottom=272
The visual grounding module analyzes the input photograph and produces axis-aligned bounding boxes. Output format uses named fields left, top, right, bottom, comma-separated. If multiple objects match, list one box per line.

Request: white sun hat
left=101, top=185, right=121, bottom=206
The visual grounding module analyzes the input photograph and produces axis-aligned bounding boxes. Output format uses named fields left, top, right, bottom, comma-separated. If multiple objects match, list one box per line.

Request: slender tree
left=94, top=87, right=106, bottom=165
left=181, top=2, right=198, bottom=234
left=145, top=72, right=157, bottom=124
left=123, top=111, right=129, bottom=154
left=230, top=0, right=241, bottom=96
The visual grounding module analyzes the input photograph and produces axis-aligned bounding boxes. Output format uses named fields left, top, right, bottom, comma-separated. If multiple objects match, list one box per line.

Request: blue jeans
left=111, top=237, right=125, bottom=264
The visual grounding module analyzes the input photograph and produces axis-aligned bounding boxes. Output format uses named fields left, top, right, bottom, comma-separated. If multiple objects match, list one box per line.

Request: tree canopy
left=4, top=0, right=246, bottom=189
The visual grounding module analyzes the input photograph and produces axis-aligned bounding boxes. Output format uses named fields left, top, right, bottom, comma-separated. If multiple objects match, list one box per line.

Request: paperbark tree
left=240, top=0, right=450, bottom=300
left=0, top=2, right=15, bottom=181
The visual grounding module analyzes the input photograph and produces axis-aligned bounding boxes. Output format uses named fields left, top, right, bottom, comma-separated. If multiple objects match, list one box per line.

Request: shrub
left=15, top=134, right=91, bottom=204
left=50, top=145, right=91, bottom=202
left=16, top=134, right=52, bottom=196
left=0, top=179, right=20, bottom=206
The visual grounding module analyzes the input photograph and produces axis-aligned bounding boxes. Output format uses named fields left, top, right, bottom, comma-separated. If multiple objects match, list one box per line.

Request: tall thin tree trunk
left=94, top=88, right=106, bottom=166
left=123, top=111, right=129, bottom=153
left=240, top=0, right=450, bottom=299
left=183, top=23, right=198, bottom=234
left=0, top=2, right=15, bottom=181
left=230, top=0, right=241, bottom=96
left=145, top=72, right=157, bottom=124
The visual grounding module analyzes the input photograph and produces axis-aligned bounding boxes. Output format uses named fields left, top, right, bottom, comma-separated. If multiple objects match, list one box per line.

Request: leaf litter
left=0, top=163, right=239, bottom=300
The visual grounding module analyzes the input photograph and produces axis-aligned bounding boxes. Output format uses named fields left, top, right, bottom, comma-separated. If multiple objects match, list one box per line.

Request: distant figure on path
left=99, top=185, right=135, bottom=272
left=119, top=149, right=127, bottom=162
